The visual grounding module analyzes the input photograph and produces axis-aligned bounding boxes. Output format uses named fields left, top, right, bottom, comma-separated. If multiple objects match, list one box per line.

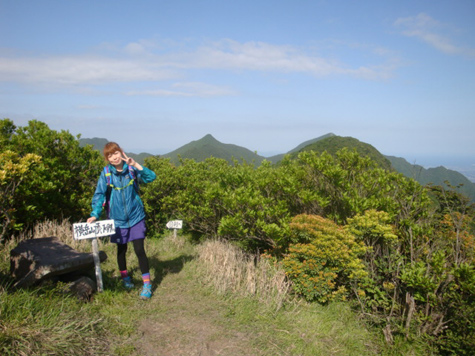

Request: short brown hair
left=103, top=142, right=122, bottom=161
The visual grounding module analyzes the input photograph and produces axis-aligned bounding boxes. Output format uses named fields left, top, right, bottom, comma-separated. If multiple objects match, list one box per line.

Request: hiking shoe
left=140, top=283, right=152, bottom=300
left=122, top=276, right=134, bottom=289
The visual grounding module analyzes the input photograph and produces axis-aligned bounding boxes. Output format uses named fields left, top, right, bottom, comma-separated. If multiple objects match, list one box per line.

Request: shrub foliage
left=0, top=119, right=103, bottom=241
left=283, top=214, right=368, bottom=303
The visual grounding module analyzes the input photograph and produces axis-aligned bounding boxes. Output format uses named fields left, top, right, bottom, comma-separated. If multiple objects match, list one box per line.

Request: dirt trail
left=131, top=253, right=262, bottom=356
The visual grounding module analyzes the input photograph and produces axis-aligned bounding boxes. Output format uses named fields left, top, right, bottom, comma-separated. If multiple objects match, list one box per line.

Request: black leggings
left=117, top=239, right=149, bottom=275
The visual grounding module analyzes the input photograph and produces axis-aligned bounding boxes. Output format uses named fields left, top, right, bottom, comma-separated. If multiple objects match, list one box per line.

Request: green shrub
left=1, top=119, right=103, bottom=239
left=0, top=150, right=41, bottom=241
left=283, top=214, right=368, bottom=303
left=434, top=263, right=475, bottom=355
left=346, top=210, right=402, bottom=314
left=144, top=156, right=292, bottom=249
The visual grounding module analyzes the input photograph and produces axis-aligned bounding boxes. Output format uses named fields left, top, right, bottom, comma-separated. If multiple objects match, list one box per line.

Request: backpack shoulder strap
left=128, top=165, right=139, bottom=192
left=102, top=166, right=113, bottom=218
left=104, top=166, right=112, bottom=187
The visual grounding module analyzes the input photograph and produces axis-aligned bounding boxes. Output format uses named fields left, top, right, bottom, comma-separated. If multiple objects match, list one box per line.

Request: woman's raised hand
left=122, top=151, right=143, bottom=170
left=121, top=151, right=135, bottom=166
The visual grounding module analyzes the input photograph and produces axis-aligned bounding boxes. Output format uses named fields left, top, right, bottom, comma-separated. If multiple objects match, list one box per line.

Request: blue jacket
left=90, top=163, right=156, bottom=228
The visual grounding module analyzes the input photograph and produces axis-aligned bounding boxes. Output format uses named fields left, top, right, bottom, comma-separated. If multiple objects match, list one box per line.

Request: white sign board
left=166, top=220, right=183, bottom=229
left=73, top=220, right=116, bottom=240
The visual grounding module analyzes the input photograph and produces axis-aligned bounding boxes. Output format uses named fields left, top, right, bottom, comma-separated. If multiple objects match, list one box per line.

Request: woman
left=87, top=142, right=156, bottom=300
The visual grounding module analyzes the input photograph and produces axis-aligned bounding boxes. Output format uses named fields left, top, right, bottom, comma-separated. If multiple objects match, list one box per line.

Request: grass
left=0, top=220, right=435, bottom=355
left=195, top=239, right=381, bottom=355
left=197, top=239, right=291, bottom=310
left=0, top=283, right=110, bottom=355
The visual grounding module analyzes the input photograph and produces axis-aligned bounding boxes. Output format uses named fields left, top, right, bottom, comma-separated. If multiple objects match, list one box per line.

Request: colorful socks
left=119, top=271, right=151, bottom=293
left=140, top=274, right=152, bottom=300
left=142, top=273, right=151, bottom=285
left=120, top=270, right=134, bottom=289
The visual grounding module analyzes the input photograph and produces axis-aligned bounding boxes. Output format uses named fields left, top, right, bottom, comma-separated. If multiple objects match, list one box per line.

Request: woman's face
left=107, top=150, right=123, bottom=166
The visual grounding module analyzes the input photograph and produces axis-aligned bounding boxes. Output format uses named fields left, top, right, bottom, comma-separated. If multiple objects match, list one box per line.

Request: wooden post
left=73, top=219, right=114, bottom=293
left=91, top=238, right=103, bottom=293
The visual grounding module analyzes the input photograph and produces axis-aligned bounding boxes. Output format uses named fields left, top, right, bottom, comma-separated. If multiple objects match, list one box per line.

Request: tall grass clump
left=197, top=239, right=292, bottom=310
left=30, top=219, right=76, bottom=242
left=4, top=219, right=85, bottom=250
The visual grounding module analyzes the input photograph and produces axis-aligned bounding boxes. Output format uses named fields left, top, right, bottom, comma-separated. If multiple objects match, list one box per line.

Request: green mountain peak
left=162, top=134, right=265, bottom=165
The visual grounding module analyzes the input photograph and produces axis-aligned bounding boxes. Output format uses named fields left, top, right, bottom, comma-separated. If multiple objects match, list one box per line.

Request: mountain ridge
left=267, top=133, right=336, bottom=163
left=79, top=134, right=475, bottom=201
left=161, top=134, right=266, bottom=165
left=293, top=135, right=393, bottom=171
left=385, top=155, right=475, bottom=201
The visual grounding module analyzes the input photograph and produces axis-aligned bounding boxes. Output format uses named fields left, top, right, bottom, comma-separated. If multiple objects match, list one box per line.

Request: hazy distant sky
left=0, top=0, right=474, bottom=167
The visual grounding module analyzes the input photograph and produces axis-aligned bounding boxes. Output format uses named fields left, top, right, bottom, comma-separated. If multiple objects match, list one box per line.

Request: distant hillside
left=289, top=133, right=337, bottom=153
left=293, top=136, right=475, bottom=201
left=267, top=133, right=335, bottom=163
left=293, top=135, right=393, bottom=171
left=79, top=137, right=109, bottom=151
left=386, top=155, right=475, bottom=202
left=162, top=134, right=265, bottom=165
left=79, top=137, right=152, bottom=165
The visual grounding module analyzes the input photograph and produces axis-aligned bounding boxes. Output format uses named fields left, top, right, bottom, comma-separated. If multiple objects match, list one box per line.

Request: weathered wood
left=91, top=238, right=104, bottom=292
left=10, top=236, right=107, bottom=289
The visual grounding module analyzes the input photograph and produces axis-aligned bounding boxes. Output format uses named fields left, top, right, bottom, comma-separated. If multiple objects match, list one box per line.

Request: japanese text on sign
left=73, top=220, right=116, bottom=240
left=166, top=220, right=183, bottom=229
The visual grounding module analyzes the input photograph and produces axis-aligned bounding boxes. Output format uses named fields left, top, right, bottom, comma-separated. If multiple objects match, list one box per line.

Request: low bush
left=283, top=214, right=367, bottom=303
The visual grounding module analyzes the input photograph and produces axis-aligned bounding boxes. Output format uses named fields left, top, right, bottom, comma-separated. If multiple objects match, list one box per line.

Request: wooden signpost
left=72, top=219, right=115, bottom=292
left=166, top=219, right=183, bottom=238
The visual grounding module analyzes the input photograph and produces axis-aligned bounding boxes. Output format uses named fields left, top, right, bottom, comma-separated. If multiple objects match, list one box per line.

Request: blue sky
left=1, top=0, right=474, bottom=170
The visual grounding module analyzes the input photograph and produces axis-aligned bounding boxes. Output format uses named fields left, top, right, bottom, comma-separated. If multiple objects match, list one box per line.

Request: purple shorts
left=110, top=219, right=146, bottom=244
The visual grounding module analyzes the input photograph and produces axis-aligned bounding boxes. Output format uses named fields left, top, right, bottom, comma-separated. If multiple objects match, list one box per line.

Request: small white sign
left=73, top=220, right=116, bottom=240
left=166, top=220, right=183, bottom=229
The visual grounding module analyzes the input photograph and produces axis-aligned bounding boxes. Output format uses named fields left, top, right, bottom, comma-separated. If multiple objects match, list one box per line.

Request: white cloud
left=0, top=38, right=399, bottom=93
left=395, top=13, right=475, bottom=58
left=184, top=39, right=395, bottom=79
left=126, top=82, right=236, bottom=97
left=0, top=54, right=177, bottom=85
left=77, top=104, right=101, bottom=110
